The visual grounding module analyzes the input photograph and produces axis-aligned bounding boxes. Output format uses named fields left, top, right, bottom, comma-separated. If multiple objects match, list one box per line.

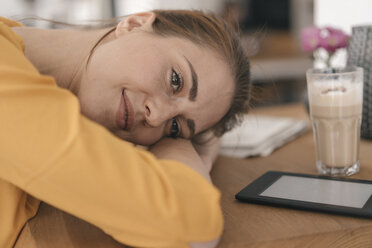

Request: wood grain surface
left=14, top=103, right=372, bottom=248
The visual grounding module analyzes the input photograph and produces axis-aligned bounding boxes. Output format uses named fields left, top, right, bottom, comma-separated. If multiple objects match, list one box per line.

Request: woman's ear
left=115, top=12, right=156, bottom=37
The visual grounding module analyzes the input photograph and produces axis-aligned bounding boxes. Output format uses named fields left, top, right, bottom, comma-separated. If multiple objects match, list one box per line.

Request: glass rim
left=306, top=66, right=363, bottom=76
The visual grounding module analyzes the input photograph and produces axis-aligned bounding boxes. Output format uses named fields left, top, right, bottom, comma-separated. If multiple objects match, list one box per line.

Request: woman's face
left=78, top=17, right=234, bottom=145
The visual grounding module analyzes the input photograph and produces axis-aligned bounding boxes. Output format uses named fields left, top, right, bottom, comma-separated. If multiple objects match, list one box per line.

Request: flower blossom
left=301, top=26, right=349, bottom=53
left=319, top=27, right=349, bottom=53
left=301, top=26, right=350, bottom=67
left=301, top=26, right=321, bottom=52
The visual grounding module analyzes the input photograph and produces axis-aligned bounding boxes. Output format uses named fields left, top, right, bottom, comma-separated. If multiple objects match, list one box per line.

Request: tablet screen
left=260, top=175, right=372, bottom=208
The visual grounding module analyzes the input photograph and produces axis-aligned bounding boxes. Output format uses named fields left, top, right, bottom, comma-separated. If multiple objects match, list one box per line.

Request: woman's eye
left=170, top=69, right=183, bottom=93
left=170, top=118, right=180, bottom=138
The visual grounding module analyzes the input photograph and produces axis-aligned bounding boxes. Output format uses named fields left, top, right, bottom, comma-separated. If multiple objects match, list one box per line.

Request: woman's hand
left=149, top=138, right=212, bottom=182
left=149, top=131, right=222, bottom=182
left=191, top=131, right=221, bottom=173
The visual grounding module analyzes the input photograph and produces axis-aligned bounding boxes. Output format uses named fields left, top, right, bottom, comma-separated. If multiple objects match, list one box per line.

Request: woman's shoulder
left=0, top=17, right=23, bottom=27
left=0, top=17, right=24, bottom=52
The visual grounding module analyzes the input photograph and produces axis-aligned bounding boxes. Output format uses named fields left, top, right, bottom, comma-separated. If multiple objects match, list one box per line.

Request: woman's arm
left=0, top=22, right=223, bottom=247
left=191, top=132, right=222, bottom=172
left=149, top=138, right=212, bottom=182
left=149, top=132, right=222, bottom=179
left=149, top=138, right=221, bottom=248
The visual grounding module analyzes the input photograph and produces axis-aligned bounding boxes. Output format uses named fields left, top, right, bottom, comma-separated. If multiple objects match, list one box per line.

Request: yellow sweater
left=0, top=17, right=223, bottom=248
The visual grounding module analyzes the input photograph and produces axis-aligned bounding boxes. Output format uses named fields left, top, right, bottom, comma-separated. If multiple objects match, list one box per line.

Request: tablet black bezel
left=235, top=171, right=372, bottom=219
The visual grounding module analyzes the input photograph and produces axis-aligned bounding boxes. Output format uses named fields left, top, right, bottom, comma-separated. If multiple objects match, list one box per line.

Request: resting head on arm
left=78, top=10, right=251, bottom=147
left=13, top=9, right=251, bottom=149
left=12, top=9, right=251, bottom=247
left=80, top=10, right=251, bottom=166
left=141, top=10, right=252, bottom=173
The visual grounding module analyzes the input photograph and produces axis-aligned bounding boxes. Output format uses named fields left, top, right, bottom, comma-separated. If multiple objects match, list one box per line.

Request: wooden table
left=15, top=103, right=372, bottom=248
left=213, top=103, right=372, bottom=247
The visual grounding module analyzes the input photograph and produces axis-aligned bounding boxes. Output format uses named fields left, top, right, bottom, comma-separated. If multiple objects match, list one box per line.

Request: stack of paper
left=220, top=115, right=310, bottom=158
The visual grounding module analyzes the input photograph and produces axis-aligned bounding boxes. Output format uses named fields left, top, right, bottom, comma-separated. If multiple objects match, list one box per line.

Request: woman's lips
left=116, top=90, right=134, bottom=131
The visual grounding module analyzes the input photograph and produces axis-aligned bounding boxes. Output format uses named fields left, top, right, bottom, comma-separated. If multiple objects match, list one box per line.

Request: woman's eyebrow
left=183, top=56, right=198, bottom=101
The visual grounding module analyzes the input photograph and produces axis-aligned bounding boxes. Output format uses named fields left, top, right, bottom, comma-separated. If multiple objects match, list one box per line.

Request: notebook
left=220, top=115, right=310, bottom=158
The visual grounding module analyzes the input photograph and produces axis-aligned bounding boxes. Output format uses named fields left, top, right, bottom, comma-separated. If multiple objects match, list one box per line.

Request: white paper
left=220, top=115, right=309, bottom=158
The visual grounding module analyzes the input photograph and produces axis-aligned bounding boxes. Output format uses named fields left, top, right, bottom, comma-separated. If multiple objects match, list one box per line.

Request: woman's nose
left=144, top=99, right=177, bottom=127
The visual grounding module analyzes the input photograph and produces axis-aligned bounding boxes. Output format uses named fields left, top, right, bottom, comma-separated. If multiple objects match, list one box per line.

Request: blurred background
left=2, top=0, right=372, bottom=107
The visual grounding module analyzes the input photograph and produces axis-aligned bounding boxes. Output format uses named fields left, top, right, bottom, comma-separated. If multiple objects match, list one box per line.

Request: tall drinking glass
left=306, top=66, right=364, bottom=176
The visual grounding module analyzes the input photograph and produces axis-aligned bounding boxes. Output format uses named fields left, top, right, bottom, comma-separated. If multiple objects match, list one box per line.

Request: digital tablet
left=235, top=171, right=372, bottom=218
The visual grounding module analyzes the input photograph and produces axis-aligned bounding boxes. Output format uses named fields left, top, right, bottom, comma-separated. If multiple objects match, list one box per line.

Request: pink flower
left=319, top=27, right=349, bottom=53
left=301, top=27, right=321, bottom=52
left=300, top=26, right=350, bottom=67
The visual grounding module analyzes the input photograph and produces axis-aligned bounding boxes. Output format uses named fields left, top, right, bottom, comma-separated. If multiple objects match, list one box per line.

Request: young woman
left=0, top=9, right=251, bottom=248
